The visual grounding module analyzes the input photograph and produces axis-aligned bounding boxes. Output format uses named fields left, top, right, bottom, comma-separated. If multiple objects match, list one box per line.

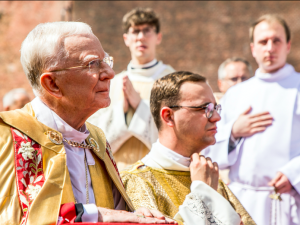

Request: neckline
left=255, top=64, right=294, bottom=82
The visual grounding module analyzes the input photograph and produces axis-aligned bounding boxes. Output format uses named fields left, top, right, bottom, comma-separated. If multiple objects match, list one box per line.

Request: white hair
left=218, top=57, right=253, bottom=80
left=3, top=88, right=29, bottom=108
left=20, top=21, right=94, bottom=93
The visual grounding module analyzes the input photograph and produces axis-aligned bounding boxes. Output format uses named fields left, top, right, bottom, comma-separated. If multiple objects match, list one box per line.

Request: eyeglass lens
left=205, top=103, right=221, bottom=119
left=88, top=57, right=113, bottom=73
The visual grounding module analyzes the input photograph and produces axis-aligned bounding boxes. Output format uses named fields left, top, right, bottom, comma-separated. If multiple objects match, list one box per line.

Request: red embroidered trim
left=11, top=127, right=45, bottom=225
left=105, top=140, right=123, bottom=186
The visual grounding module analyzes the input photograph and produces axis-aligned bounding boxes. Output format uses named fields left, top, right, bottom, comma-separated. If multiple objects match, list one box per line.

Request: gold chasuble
left=88, top=60, right=175, bottom=170
left=122, top=160, right=255, bottom=225
left=0, top=104, right=134, bottom=225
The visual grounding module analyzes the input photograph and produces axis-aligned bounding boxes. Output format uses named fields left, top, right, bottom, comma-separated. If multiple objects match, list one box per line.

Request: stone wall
left=1, top=1, right=300, bottom=110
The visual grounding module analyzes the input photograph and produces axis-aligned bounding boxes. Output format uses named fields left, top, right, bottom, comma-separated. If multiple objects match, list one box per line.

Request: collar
left=142, top=139, right=191, bottom=171
left=31, top=97, right=90, bottom=143
left=255, top=63, right=295, bottom=82
left=130, top=59, right=158, bottom=70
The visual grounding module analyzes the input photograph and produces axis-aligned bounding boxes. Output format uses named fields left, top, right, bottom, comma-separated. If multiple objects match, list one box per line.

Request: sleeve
left=279, top=155, right=300, bottom=194
left=127, top=100, right=158, bottom=149
left=121, top=172, right=159, bottom=211
left=88, top=100, right=157, bottom=153
left=174, top=181, right=241, bottom=225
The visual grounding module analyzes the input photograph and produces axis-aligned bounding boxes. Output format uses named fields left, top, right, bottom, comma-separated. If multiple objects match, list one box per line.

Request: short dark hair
left=150, top=71, right=206, bottom=130
left=250, top=14, right=291, bottom=43
left=122, top=7, right=160, bottom=33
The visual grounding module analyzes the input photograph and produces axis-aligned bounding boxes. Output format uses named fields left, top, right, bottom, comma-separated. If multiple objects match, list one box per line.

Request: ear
left=156, top=32, right=162, bottom=45
left=250, top=43, right=256, bottom=58
left=40, top=72, right=62, bottom=99
left=123, top=33, right=130, bottom=47
left=287, top=40, right=291, bottom=54
left=160, top=106, right=175, bottom=128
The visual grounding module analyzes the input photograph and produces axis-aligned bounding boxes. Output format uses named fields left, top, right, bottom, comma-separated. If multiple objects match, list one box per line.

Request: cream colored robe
left=88, top=61, right=175, bottom=170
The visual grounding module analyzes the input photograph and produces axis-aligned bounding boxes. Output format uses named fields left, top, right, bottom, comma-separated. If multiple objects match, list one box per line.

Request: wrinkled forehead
left=63, top=34, right=105, bottom=63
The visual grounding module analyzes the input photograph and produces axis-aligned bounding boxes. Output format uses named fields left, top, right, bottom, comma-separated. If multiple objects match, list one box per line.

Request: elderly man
left=0, top=21, right=174, bottom=225
left=3, top=88, right=30, bottom=111
left=203, top=14, right=300, bottom=224
left=121, top=71, right=255, bottom=225
left=88, top=7, right=175, bottom=170
left=217, top=57, right=252, bottom=97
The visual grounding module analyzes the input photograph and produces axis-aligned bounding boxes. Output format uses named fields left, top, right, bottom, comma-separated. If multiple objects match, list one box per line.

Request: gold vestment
left=0, top=104, right=134, bottom=225
left=121, top=161, right=256, bottom=225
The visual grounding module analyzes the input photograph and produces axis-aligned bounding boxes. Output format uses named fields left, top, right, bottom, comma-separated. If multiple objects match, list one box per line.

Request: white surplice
left=142, top=140, right=241, bottom=225
left=203, top=64, right=300, bottom=225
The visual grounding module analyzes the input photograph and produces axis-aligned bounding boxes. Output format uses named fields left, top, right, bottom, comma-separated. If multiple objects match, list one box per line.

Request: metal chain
left=63, top=138, right=95, bottom=150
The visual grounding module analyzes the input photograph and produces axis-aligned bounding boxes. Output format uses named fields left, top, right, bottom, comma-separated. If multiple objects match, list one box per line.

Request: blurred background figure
left=3, top=88, right=30, bottom=111
left=214, top=57, right=252, bottom=184
left=88, top=7, right=175, bottom=170
left=214, top=57, right=252, bottom=103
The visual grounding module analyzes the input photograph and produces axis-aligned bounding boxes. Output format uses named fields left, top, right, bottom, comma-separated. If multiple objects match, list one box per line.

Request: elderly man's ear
left=40, top=73, right=63, bottom=99
left=160, top=106, right=175, bottom=128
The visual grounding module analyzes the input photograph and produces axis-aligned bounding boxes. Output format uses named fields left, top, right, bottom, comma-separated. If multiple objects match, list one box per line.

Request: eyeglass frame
left=127, top=26, right=157, bottom=37
left=49, top=56, right=114, bottom=73
left=169, top=103, right=222, bottom=119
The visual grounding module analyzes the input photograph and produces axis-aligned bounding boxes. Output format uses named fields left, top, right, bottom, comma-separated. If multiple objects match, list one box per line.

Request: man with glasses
left=215, top=57, right=252, bottom=101
left=203, top=14, right=300, bottom=224
left=88, top=7, right=175, bottom=170
left=0, top=21, right=175, bottom=224
left=121, top=71, right=254, bottom=225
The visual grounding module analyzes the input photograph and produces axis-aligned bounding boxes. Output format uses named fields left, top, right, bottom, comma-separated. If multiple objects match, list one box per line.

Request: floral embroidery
left=11, top=128, right=45, bottom=225
left=25, top=184, right=42, bottom=199
left=19, top=142, right=35, bottom=160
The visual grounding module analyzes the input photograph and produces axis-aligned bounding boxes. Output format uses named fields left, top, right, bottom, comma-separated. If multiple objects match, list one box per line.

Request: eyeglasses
left=226, top=76, right=248, bottom=82
left=50, top=56, right=114, bottom=73
left=169, top=103, right=221, bottom=119
left=128, top=27, right=156, bottom=37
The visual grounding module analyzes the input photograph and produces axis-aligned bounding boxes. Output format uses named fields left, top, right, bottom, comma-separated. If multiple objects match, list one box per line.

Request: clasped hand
left=123, top=75, right=141, bottom=113
left=190, top=153, right=219, bottom=191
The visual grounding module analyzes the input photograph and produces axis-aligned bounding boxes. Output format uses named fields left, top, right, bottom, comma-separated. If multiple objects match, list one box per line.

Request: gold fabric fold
left=0, top=103, right=133, bottom=225
left=121, top=161, right=256, bottom=225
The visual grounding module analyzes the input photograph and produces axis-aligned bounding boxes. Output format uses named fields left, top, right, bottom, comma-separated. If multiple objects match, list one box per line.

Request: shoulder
left=159, top=62, right=176, bottom=78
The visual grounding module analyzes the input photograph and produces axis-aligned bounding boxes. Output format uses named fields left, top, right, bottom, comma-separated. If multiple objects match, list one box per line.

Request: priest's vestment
left=203, top=64, right=300, bottom=225
left=88, top=60, right=175, bottom=170
left=0, top=103, right=134, bottom=225
left=121, top=140, right=255, bottom=225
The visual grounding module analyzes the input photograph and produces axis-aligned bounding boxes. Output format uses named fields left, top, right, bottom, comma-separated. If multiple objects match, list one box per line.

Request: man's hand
left=190, top=154, right=219, bottom=191
left=231, top=106, right=273, bottom=139
left=123, top=75, right=141, bottom=110
left=135, top=207, right=176, bottom=223
left=123, top=93, right=129, bottom=113
left=268, top=172, right=292, bottom=194
left=97, top=207, right=173, bottom=223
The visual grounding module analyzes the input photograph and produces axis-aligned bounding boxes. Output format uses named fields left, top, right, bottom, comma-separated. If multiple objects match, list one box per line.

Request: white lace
left=184, top=193, right=224, bottom=225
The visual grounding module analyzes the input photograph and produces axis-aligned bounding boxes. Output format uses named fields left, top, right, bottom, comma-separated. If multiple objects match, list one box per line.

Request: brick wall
left=1, top=1, right=300, bottom=110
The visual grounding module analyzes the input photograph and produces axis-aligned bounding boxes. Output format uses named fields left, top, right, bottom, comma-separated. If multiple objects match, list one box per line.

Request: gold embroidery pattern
left=121, top=161, right=256, bottom=225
